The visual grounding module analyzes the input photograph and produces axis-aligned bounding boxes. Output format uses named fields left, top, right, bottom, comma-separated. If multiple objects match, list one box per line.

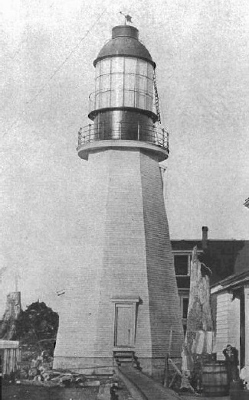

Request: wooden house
left=211, top=271, right=249, bottom=369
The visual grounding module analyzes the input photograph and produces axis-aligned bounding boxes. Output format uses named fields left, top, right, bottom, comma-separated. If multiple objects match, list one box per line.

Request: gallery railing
left=77, top=121, right=169, bottom=152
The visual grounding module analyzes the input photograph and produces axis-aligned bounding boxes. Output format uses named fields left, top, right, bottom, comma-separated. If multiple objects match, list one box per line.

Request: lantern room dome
left=93, top=25, right=155, bottom=67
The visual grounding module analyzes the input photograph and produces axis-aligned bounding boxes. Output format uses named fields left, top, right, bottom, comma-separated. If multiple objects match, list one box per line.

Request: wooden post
left=168, top=358, right=183, bottom=388
left=163, top=327, right=173, bottom=387
left=163, top=354, right=169, bottom=387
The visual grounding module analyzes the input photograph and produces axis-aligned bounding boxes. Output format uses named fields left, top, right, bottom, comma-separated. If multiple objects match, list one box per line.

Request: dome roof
left=93, top=25, right=155, bottom=67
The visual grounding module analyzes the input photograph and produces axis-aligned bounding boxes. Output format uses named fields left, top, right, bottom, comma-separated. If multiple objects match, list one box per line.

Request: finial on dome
left=119, top=11, right=132, bottom=25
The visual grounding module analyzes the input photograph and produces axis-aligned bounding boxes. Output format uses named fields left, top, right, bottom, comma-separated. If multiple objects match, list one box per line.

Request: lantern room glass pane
left=110, top=91, right=116, bottom=107
left=101, top=58, right=111, bottom=74
left=95, top=62, right=100, bottom=76
left=124, top=73, right=135, bottom=90
left=138, top=59, right=147, bottom=76
left=125, top=58, right=137, bottom=74
left=112, top=57, right=124, bottom=73
left=112, top=73, right=123, bottom=94
left=95, top=76, right=100, bottom=93
left=95, top=92, right=100, bottom=109
left=147, top=78, right=153, bottom=95
left=98, top=93, right=103, bottom=108
left=138, top=75, right=147, bottom=92
left=146, top=94, right=153, bottom=110
left=147, top=64, right=153, bottom=80
left=113, top=89, right=123, bottom=106
left=112, top=73, right=123, bottom=88
left=138, top=93, right=145, bottom=109
left=101, top=74, right=110, bottom=91
left=124, top=90, right=134, bottom=107
left=111, top=73, right=123, bottom=106
left=101, top=91, right=111, bottom=108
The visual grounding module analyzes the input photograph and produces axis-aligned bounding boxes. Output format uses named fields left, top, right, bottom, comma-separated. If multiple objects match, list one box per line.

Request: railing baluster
left=77, top=122, right=169, bottom=152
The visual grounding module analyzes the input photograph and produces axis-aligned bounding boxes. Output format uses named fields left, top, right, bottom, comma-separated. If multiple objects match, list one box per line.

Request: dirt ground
left=2, top=381, right=134, bottom=400
left=2, top=384, right=98, bottom=400
left=179, top=395, right=230, bottom=400
left=2, top=384, right=233, bottom=400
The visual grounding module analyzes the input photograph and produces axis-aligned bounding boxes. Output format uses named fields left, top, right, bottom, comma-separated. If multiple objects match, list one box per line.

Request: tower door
left=115, top=304, right=133, bottom=347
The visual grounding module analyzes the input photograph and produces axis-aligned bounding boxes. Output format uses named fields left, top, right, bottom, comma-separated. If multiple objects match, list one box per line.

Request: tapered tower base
left=53, top=148, right=183, bottom=377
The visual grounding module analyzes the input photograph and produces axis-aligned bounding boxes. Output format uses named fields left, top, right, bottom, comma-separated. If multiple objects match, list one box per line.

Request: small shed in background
left=0, top=340, right=21, bottom=376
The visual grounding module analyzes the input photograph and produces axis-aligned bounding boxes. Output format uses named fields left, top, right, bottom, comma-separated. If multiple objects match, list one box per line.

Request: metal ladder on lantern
left=153, top=71, right=162, bottom=146
left=153, top=71, right=161, bottom=124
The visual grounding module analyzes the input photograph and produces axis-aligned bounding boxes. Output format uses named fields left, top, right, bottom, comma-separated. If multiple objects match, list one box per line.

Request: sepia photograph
left=1, top=0, right=249, bottom=399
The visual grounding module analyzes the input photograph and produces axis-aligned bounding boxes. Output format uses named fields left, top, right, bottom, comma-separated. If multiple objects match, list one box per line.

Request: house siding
left=245, top=286, right=249, bottom=368
left=215, top=291, right=231, bottom=359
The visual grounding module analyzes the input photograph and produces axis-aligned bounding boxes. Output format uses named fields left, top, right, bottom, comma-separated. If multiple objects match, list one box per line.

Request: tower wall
left=140, top=153, right=184, bottom=358
left=54, top=148, right=183, bottom=376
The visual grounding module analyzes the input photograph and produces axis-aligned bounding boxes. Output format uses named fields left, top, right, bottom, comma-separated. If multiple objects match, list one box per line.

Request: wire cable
left=25, top=8, right=107, bottom=107
left=2, top=7, right=107, bottom=138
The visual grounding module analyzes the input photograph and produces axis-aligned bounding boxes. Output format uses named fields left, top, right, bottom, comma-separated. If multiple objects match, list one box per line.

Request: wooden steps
left=113, top=350, right=141, bottom=370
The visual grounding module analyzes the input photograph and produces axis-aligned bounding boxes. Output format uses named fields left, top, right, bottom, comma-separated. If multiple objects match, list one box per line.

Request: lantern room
left=91, top=56, right=154, bottom=114
left=89, top=25, right=156, bottom=120
left=77, top=24, right=169, bottom=161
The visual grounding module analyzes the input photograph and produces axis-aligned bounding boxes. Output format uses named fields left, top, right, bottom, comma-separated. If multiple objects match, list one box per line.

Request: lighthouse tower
left=54, top=24, right=183, bottom=378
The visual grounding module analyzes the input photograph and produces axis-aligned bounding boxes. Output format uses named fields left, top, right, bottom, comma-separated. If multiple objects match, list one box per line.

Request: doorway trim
left=111, top=296, right=140, bottom=350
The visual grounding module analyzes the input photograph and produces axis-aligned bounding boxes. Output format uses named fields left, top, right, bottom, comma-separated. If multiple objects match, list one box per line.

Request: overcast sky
left=1, top=0, right=249, bottom=315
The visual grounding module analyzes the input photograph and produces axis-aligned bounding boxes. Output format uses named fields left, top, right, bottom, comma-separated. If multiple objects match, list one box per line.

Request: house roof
left=171, top=240, right=203, bottom=251
left=171, top=239, right=249, bottom=285
left=211, top=269, right=249, bottom=293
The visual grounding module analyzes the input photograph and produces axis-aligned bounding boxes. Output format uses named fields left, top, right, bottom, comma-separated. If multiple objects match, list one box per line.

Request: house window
left=174, top=255, right=189, bottom=276
left=179, top=295, right=189, bottom=336
left=182, top=297, right=189, bottom=319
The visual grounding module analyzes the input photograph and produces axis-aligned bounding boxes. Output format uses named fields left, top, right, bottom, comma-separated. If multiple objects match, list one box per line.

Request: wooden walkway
left=118, top=366, right=182, bottom=400
left=117, top=366, right=230, bottom=400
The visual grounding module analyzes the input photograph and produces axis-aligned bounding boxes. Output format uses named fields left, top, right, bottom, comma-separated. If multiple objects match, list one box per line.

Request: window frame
left=173, top=252, right=191, bottom=276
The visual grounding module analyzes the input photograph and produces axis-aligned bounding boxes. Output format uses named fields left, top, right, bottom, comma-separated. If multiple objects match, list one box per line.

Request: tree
left=15, top=301, right=59, bottom=342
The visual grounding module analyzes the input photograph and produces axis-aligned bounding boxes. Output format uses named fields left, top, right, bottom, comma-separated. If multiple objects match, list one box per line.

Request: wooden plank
left=0, top=340, right=19, bottom=349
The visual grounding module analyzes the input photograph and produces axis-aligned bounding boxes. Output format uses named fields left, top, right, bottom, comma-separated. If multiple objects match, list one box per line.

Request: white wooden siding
left=215, top=291, right=231, bottom=359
